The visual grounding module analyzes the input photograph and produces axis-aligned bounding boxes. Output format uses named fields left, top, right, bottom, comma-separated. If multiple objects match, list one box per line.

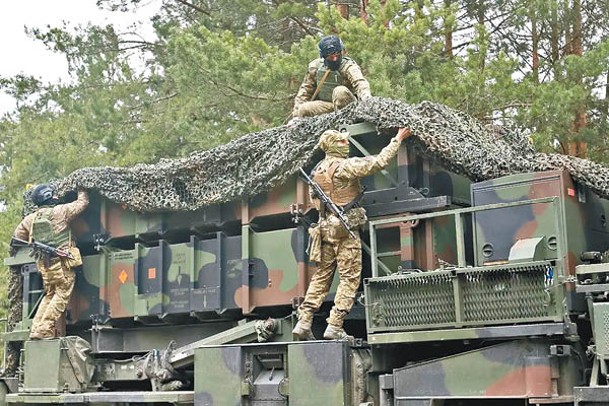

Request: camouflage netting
left=40, top=97, right=609, bottom=212
left=3, top=267, right=23, bottom=376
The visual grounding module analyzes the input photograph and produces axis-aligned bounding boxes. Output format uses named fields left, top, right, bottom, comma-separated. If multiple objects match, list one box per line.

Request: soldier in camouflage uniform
left=12, top=184, right=89, bottom=340
left=293, top=127, right=412, bottom=340
left=292, top=35, right=371, bottom=119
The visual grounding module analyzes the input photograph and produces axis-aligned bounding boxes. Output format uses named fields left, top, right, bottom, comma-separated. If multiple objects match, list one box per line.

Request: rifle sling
left=315, top=161, right=339, bottom=219
left=311, top=69, right=332, bottom=102
left=342, top=193, right=363, bottom=212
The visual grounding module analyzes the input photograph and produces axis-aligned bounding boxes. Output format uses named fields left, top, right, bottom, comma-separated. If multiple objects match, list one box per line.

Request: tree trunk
left=444, top=0, right=453, bottom=58
left=602, top=70, right=609, bottom=136
left=477, top=1, right=486, bottom=70
left=563, top=1, right=572, bottom=57
left=572, top=0, right=582, bottom=57
left=360, top=0, right=369, bottom=24
left=530, top=5, right=539, bottom=83
left=333, top=1, right=349, bottom=19
left=569, top=0, right=587, bottom=157
left=550, top=2, right=560, bottom=78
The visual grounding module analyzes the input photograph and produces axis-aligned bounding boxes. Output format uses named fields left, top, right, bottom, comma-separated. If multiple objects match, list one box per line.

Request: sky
left=0, top=0, right=161, bottom=114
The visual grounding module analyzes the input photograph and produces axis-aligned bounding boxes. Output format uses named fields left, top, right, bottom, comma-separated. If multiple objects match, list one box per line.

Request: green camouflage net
left=42, top=97, right=609, bottom=212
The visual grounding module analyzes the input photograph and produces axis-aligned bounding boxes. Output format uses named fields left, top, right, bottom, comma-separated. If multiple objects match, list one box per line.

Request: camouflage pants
left=294, top=86, right=357, bottom=118
left=298, top=222, right=362, bottom=328
left=31, top=258, right=76, bottom=338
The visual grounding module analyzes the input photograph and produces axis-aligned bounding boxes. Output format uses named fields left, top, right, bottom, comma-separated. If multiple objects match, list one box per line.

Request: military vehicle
left=2, top=120, right=609, bottom=406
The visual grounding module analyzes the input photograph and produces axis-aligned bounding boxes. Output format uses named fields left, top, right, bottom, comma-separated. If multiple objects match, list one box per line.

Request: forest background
left=1, top=0, right=609, bottom=319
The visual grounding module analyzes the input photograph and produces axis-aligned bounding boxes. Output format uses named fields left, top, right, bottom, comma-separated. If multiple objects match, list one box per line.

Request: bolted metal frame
left=365, top=197, right=567, bottom=339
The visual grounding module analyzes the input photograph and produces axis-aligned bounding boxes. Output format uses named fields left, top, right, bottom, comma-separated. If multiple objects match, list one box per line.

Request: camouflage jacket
left=313, top=137, right=401, bottom=207
left=293, top=57, right=371, bottom=116
left=14, top=190, right=89, bottom=247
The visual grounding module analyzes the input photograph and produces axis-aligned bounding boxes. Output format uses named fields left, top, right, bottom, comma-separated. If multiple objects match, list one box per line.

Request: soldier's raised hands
left=396, top=127, right=412, bottom=142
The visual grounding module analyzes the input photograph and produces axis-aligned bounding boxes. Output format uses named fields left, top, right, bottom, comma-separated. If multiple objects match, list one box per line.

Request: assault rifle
left=10, top=237, right=74, bottom=260
left=299, top=168, right=357, bottom=239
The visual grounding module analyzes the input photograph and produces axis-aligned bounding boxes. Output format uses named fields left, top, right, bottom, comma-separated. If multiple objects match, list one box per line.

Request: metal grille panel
left=365, top=262, right=558, bottom=333
left=593, top=303, right=609, bottom=357
left=461, top=264, right=550, bottom=322
left=366, top=271, right=455, bottom=329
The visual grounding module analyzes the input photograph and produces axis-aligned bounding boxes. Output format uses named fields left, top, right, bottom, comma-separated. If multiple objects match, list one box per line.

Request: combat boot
left=323, top=324, right=353, bottom=341
left=292, top=320, right=316, bottom=341
left=29, top=332, right=53, bottom=340
left=29, top=332, right=44, bottom=340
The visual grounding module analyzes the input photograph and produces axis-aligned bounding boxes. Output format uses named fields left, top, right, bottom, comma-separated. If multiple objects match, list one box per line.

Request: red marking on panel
left=148, top=268, right=156, bottom=279
left=485, top=365, right=552, bottom=397
left=567, top=188, right=575, bottom=197
left=100, top=263, right=135, bottom=318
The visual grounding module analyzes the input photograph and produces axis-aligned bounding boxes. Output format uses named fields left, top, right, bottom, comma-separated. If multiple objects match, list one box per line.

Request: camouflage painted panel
left=472, top=171, right=566, bottom=266
left=288, top=341, right=348, bottom=405
left=391, top=339, right=579, bottom=400
left=68, top=227, right=320, bottom=324
left=241, top=229, right=301, bottom=310
left=247, top=176, right=299, bottom=221
left=194, top=346, right=243, bottom=405
left=472, top=170, right=609, bottom=277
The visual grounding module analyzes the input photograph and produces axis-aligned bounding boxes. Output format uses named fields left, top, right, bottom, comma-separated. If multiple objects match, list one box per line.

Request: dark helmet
left=31, top=184, right=56, bottom=206
left=318, top=35, right=344, bottom=58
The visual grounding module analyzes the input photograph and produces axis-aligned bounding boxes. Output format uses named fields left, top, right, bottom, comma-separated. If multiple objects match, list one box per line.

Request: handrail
left=368, top=197, right=561, bottom=277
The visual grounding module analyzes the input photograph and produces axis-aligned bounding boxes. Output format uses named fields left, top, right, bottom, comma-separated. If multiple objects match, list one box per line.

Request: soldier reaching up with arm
left=12, top=184, right=89, bottom=340
left=293, top=127, right=412, bottom=341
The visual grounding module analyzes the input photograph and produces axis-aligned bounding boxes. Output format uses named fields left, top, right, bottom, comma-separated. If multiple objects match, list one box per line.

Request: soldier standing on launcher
left=293, top=127, right=412, bottom=340
left=292, top=35, right=371, bottom=119
left=12, top=184, right=89, bottom=340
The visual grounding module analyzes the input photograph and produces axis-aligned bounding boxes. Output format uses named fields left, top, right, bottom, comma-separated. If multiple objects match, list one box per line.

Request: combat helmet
left=31, top=184, right=56, bottom=207
left=318, top=35, right=345, bottom=58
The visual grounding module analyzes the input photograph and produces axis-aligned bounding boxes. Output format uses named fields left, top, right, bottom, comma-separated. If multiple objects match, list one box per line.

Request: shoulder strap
left=311, top=68, right=331, bottom=101
left=327, top=160, right=340, bottom=179
left=324, top=160, right=341, bottom=195
left=29, top=209, right=48, bottom=243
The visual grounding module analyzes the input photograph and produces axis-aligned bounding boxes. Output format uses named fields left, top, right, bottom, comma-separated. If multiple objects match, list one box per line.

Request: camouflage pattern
left=19, top=120, right=609, bottom=404
left=471, top=170, right=609, bottom=274
left=5, top=123, right=471, bottom=336
left=292, top=57, right=370, bottom=118
left=14, top=190, right=89, bottom=242
left=194, top=341, right=372, bottom=405
left=294, top=85, right=357, bottom=118
left=365, top=169, right=609, bottom=336
left=299, top=229, right=362, bottom=327
left=4, top=266, right=23, bottom=376
left=30, top=261, right=76, bottom=338
left=387, top=339, right=581, bottom=404
left=298, top=133, right=402, bottom=330
left=12, top=190, right=88, bottom=339
left=21, top=98, right=609, bottom=215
